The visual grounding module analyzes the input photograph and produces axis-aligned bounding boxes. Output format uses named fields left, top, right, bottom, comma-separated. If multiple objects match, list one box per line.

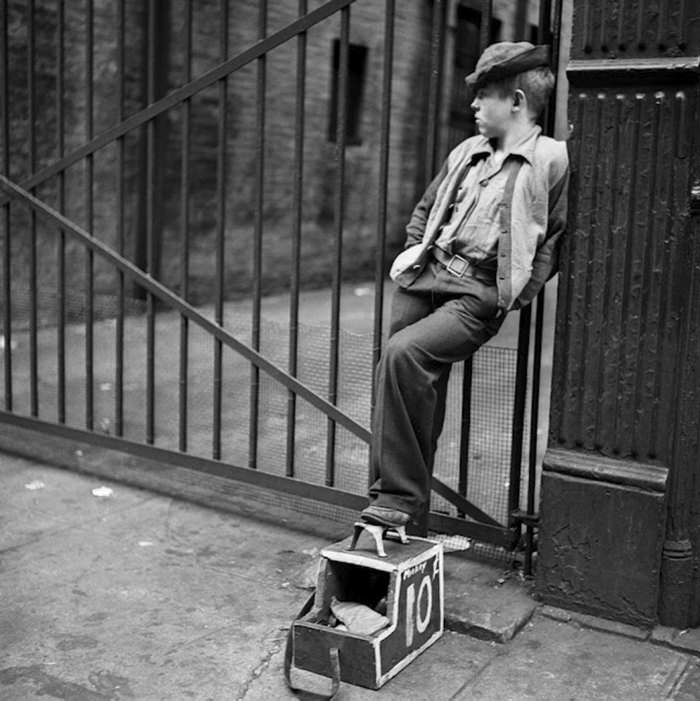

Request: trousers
left=368, top=260, right=505, bottom=518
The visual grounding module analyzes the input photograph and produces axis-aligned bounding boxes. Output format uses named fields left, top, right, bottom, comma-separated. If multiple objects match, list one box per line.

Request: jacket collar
left=469, top=125, right=542, bottom=165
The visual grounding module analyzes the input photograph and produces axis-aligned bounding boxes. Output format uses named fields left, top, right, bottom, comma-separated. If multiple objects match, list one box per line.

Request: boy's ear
left=513, top=89, right=525, bottom=108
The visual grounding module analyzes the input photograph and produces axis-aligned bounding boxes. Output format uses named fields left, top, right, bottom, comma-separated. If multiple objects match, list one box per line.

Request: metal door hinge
left=511, top=509, right=540, bottom=528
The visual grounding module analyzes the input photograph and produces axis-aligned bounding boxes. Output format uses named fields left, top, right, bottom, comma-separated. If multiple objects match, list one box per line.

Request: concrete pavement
left=2, top=450, right=700, bottom=700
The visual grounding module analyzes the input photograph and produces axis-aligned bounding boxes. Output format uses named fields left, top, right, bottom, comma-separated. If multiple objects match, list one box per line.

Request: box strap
left=284, top=589, right=341, bottom=700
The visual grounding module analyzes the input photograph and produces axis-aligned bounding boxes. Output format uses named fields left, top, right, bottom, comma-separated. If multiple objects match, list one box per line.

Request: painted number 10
left=405, top=575, right=433, bottom=647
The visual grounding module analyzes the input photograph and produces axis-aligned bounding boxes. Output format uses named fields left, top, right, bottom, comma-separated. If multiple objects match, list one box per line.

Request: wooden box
left=290, top=531, right=444, bottom=690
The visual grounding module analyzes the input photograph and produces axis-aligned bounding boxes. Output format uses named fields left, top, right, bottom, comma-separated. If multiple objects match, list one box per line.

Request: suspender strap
left=495, top=158, right=524, bottom=307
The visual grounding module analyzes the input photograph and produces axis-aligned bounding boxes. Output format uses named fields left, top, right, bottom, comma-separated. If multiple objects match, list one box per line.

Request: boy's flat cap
left=465, top=41, right=550, bottom=89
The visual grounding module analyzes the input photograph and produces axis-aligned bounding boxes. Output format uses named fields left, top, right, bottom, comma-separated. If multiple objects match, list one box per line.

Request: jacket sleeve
left=515, top=162, right=569, bottom=306
left=403, top=159, right=449, bottom=249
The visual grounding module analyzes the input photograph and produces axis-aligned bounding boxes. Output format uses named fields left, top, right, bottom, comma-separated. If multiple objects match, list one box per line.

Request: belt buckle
left=446, top=254, right=469, bottom=277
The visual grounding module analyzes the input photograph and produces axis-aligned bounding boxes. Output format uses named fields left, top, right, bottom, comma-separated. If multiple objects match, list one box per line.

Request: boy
left=361, top=41, right=569, bottom=532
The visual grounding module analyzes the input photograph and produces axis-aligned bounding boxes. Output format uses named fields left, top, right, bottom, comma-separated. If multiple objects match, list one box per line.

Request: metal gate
left=0, top=0, right=563, bottom=572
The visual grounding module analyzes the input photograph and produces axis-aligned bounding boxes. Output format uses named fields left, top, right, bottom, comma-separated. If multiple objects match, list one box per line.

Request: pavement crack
left=236, top=630, right=286, bottom=700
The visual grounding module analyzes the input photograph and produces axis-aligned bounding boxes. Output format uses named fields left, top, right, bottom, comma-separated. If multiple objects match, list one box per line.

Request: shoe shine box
left=290, top=531, right=444, bottom=690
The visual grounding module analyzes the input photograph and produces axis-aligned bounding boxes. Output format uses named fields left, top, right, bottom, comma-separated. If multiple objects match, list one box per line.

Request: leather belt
left=430, top=246, right=496, bottom=284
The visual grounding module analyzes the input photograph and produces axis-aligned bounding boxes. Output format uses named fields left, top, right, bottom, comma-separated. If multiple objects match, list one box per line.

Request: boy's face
left=470, top=85, right=514, bottom=140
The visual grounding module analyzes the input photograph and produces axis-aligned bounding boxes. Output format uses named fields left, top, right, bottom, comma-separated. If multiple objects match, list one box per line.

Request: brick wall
left=3, top=0, right=440, bottom=308
left=4, top=0, right=533, bottom=311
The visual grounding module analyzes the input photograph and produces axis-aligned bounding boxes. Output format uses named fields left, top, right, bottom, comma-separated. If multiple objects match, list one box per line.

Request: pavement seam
left=663, top=657, right=694, bottom=699
left=448, top=648, right=506, bottom=700
left=650, top=635, right=700, bottom=660
left=539, top=606, right=700, bottom=662
left=538, top=605, right=652, bottom=642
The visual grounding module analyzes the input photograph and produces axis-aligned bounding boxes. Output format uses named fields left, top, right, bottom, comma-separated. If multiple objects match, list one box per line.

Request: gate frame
left=0, top=0, right=565, bottom=560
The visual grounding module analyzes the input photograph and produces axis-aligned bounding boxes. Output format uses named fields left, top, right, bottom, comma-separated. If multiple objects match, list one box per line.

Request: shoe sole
left=361, top=512, right=409, bottom=529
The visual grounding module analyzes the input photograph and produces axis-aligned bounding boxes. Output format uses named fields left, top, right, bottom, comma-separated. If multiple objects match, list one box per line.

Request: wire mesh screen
left=431, top=347, right=521, bottom=526
left=0, top=275, right=529, bottom=537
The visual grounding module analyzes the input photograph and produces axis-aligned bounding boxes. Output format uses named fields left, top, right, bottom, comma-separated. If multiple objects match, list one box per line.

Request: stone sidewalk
left=2, top=450, right=700, bottom=700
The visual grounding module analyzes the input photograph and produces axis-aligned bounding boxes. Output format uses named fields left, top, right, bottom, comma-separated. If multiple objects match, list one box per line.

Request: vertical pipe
left=145, top=0, right=156, bottom=444
left=249, top=0, right=267, bottom=469
left=56, top=0, right=66, bottom=424
left=179, top=0, right=192, bottom=453
left=213, top=0, right=228, bottom=460
left=371, top=0, right=394, bottom=401
left=508, top=0, right=544, bottom=538
left=325, top=6, right=349, bottom=487
left=115, top=0, right=125, bottom=437
left=28, top=0, right=39, bottom=417
left=0, top=0, right=11, bottom=411
left=286, top=0, right=307, bottom=478
left=523, top=0, right=560, bottom=572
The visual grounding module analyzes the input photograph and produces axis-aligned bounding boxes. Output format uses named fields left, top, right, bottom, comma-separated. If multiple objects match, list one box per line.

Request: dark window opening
left=328, top=40, right=368, bottom=146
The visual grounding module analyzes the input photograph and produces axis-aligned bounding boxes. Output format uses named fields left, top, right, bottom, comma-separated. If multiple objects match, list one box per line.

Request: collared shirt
left=434, top=153, right=503, bottom=262
left=390, top=126, right=569, bottom=310
left=437, top=127, right=549, bottom=262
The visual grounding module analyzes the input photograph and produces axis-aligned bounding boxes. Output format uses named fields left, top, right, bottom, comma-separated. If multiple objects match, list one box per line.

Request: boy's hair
left=490, top=66, right=555, bottom=118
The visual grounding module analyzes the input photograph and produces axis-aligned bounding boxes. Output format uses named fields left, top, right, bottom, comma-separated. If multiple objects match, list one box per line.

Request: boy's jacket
left=390, top=126, right=569, bottom=310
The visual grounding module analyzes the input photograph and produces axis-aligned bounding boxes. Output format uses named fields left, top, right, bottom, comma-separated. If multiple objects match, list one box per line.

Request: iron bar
left=85, top=0, right=95, bottom=431
left=1, top=201, right=9, bottom=411
left=56, top=0, right=66, bottom=424
left=525, top=291, right=545, bottom=575
left=0, top=0, right=359, bottom=208
left=539, top=0, right=555, bottom=135
left=145, top=0, right=157, bottom=444
left=370, top=0, right=395, bottom=403
left=28, top=0, right=38, bottom=417
left=249, top=0, right=268, bottom=470
left=458, top=359, right=473, bottom=516
left=1, top=409, right=367, bottom=513
left=509, top=306, right=532, bottom=529
left=425, top=0, right=446, bottom=181
left=479, top=0, right=494, bottom=51
left=551, top=0, right=564, bottom=68
left=0, top=175, right=372, bottom=444
left=538, top=0, right=553, bottom=43
left=115, top=0, right=126, bottom=437
left=213, top=0, right=229, bottom=460
left=0, top=0, right=10, bottom=411
left=0, top=410, right=514, bottom=547
left=432, top=474, right=502, bottom=527
left=179, top=0, right=193, bottom=453
left=286, top=0, right=308, bottom=478
left=325, top=5, right=350, bottom=487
